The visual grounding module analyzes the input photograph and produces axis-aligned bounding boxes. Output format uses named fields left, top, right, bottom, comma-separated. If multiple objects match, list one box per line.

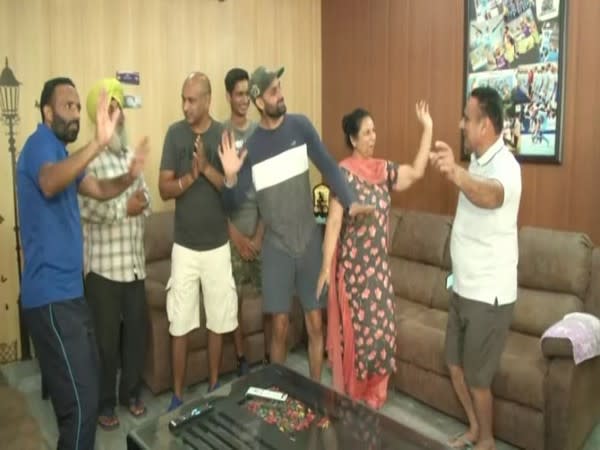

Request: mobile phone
left=445, top=273, right=454, bottom=290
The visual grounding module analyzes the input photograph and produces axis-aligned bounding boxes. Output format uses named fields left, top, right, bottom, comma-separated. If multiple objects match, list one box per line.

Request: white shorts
left=166, top=242, right=238, bottom=336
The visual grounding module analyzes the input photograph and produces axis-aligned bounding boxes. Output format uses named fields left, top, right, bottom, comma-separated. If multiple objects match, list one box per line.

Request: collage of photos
left=465, top=0, right=564, bottom=161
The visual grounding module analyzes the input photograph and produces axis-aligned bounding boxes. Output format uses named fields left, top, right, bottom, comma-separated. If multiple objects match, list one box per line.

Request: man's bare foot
left=448, top=428, right=478, bottom=448
left=473, top=438, right=495, bottom=450
left=348, top=202, right=375, bottom=217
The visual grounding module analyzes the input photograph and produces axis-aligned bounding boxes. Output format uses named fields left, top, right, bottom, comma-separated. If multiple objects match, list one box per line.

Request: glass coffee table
left=127, top=364, right=445, bottom=449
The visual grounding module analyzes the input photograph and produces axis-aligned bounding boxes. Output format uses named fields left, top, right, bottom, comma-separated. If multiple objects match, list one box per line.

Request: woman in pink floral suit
left=317, top=102, right=432, bottom=409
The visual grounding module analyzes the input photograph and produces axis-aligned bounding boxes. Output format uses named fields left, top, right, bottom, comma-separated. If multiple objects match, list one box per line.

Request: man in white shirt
left=430, top=86, right=522, bottom=450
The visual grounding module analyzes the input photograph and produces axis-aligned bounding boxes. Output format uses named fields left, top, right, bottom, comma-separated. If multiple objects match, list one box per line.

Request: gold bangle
left=178, top=178, right=183, bottom=191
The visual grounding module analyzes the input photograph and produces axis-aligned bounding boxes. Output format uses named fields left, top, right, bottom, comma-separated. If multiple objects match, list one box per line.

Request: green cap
left=249, top=66, right=284, bottom=101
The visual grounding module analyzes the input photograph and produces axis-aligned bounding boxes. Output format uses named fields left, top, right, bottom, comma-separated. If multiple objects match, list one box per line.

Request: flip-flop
left=127, top=398, right=147, bottom=418
left=97, top=415, right=120, bottom=431
left=447, top=432, right=474, bottom=449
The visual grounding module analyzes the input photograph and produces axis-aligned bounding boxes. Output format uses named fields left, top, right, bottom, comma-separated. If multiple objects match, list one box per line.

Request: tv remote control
left=168, top=403, right=214, bottom=431
left=245, top=387, right=288, bottom=401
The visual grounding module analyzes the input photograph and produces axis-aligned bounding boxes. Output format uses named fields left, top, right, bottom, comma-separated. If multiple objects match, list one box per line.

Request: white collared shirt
left=450, top=136, right=522, bottom=305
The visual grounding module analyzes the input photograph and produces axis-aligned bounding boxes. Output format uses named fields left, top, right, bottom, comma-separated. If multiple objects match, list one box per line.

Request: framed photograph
left=463, top=0, right=567, bottom=163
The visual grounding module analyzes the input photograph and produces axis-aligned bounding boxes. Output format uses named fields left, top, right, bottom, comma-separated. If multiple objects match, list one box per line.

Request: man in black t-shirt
left=159, top=72, right=237, bottom=411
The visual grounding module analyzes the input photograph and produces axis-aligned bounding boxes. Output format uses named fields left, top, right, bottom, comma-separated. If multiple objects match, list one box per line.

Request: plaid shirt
left=79, top=147, right=150, bottom=282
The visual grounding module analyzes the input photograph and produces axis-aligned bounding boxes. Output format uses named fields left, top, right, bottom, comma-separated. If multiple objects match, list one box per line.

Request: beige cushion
left=518, top=226, right=592, bottom=298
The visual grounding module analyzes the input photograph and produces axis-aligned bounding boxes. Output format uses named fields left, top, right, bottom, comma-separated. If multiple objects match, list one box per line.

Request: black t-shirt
left=160, top=119, right=228, bottom=251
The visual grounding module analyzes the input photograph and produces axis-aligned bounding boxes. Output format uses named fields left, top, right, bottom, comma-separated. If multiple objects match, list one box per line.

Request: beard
left=264, top=99, right=286, bottom=119
left=51, top=113, right=79, bottom=143
left=107, top=125, right=128, bottom=153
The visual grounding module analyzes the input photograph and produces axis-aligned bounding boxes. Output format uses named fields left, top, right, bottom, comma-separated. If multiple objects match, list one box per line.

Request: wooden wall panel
left=323, top=0, right=464, bottom=216
left=0, top=0, right=322, bottom=359
left=323, top=0, right=600, bottom=243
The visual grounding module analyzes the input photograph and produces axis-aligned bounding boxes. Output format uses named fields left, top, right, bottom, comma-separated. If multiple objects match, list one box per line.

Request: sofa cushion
left=395, top=297, right=432, bottom=321
left=494, top=331, right=546, bottom=411
left=431, top=270, right=453, bottom=312
left=518, top=227, right=592, bottom=298
left=389, top=209, right=452, bottom=269
left=511, top=287, right=583, bottom=337
left=240, top=288, right=265, bottom=335
left=396, top=309, right=547, bottom=411
left=395, top=308, right=449, bottom=377
left=146, top=259, right=171, bottom=286
left=144, top=211, right=174, bottom=263
left=188, top=325, right=208, bottom=350
left=389, top=258, right=447, bottom=308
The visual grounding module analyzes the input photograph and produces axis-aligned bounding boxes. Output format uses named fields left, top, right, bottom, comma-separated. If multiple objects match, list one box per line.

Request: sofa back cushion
left=389, top=209, right=452, bottom=269
left=388, top=209, right=452, bottom=308
left=512, top=227, right=592, bottom=336
left=511, top=287, right=584, bottom=336
left=518, top=227, right=592, bottom=298
left=144, top=210, right=175, bottom=263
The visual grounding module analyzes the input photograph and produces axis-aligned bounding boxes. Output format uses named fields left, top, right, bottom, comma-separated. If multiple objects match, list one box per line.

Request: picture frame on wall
left=463, top=0, right=567, bottom=163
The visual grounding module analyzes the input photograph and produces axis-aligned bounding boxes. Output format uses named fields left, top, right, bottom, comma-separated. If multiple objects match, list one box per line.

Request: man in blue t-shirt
left=17, top=77, right=147, bottom=450
left=219, top=66, right=373, bottom=383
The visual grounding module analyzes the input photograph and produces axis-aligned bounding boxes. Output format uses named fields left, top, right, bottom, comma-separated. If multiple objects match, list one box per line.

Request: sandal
left=127, top=397, right=147, bottom=418
left=447, top=432, right=474, bottom=449
left=97, top=414, right=120, bottom=431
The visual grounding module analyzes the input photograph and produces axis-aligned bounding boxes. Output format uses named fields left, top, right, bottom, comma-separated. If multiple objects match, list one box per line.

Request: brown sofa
left=0, top=372, right=42, bottom=450
left=142, top=210, right=305, bottom=394
left=388, top=208, right=600, bottom=450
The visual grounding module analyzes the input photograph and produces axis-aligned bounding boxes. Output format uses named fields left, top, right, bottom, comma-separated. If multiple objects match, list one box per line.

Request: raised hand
left=95, top=89, right=121, bottom=147
left=128, top=136, right=149, bottom=179
left=218, top=130, right=247, bottom=179
left=429, top=140, right=457, bottom=183
left=415, top=100, right=432, bottom=130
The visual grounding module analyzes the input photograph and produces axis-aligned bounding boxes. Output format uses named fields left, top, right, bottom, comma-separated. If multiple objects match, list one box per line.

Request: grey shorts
left=445, top=292, right=514, bottom=388
left=261, top=227, right=326, bottom=314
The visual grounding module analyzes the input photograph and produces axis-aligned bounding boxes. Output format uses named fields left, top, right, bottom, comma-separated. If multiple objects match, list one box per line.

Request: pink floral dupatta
left=326, top=156, right=388, bottom=394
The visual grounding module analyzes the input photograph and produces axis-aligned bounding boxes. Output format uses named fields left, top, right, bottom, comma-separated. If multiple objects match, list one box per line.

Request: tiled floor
left=2, top=351, right=600, bottom=450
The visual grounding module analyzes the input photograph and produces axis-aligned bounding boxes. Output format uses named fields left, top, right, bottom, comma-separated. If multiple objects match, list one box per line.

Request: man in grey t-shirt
left=223, top=68, right=271, bottom=373
left=159, top=72, right=237, bottom=411
left=220, top=66, right=373, bottom=383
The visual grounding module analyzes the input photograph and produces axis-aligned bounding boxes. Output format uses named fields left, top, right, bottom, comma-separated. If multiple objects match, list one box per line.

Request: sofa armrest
left=145, top=278, right=167, bottom=311
left=541, top=337, right=573, bottom=359
left=544, top=356, right=600, bottom=450
left=143, top=309, right=172, bottom=394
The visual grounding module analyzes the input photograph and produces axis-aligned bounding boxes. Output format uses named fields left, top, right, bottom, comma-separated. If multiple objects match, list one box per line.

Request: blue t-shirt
left=17, top=124, right=85, bottom=309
